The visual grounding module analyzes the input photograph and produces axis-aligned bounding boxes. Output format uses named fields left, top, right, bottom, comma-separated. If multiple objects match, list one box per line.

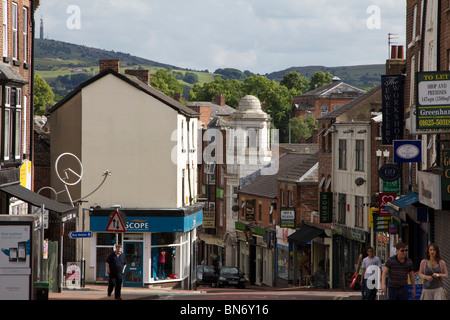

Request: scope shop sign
left=416, top=71, right=450, bottom=130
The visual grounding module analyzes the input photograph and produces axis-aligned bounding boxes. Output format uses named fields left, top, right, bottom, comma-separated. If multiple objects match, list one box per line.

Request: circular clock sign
left=378, top=164, right=401, bottom=182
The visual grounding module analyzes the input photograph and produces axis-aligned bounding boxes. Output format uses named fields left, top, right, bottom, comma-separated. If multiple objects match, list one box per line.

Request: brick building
left=401, top=0, right=450, bottom=295
left=237, top=150, right=320, bottom=286
left=0, top=0, right=45, bottom=214
left=292, top=78, right=365, bottom=119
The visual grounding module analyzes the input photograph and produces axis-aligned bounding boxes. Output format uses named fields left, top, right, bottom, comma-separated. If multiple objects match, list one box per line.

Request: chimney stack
left=215, top=94, right=225, bottom=106
left=99, top=59, right=120, bottom=73
left=125, top=69, right=151, bottom=84
left=386, top=45, right=406, bottom=75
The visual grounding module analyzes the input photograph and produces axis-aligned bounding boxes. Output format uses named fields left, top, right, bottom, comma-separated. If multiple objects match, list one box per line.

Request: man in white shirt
left=361, top=247, right=382, bottom=300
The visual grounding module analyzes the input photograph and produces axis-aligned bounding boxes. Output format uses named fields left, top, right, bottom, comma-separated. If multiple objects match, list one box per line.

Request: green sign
left=373, top=213, right=391, bottom=231
left=280, top=207, right=295, bottom=228
left=416, top=71, right=450, bottom=129
left=383, top=179, right=400, bottom=193
left=442, top=149, right=450, bottom=201
left=319, top=192, right=332, bottom=223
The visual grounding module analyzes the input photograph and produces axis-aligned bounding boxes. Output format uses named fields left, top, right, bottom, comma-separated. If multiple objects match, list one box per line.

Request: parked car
left=196, top=265, right=218, bottom=287
left=217, top=266, right=246, bottom=289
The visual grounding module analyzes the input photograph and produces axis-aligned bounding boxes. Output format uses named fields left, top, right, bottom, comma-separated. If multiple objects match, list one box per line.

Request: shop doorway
left=123, top=242, right=143, bottom=287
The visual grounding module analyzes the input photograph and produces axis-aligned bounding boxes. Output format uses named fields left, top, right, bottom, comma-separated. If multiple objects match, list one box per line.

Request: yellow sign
left=20, top=161, right=32, bottom=188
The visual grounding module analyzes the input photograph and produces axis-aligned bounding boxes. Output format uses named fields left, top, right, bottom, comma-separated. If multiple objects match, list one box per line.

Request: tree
left=309, top=71, right=334, bottom=90
left=280, top=71, right=310, bottom=96
left=289, top=113, right=318, bottom=142
left=183, top=72, right=199, bottom=84
left=150, top=69, right=183, bottom=98
left=34, top=74, right=55, bottom=115
left=189, top=77, right=244, bottom=108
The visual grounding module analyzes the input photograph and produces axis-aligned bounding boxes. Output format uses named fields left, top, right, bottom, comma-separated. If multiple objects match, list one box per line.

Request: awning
left=287, top=224, right=326, bottom=246
left=0, top=62, right=27, bottom=84
left=0, top=183, right=75, bottom=214
left=385, top=193, right=419, bottom=212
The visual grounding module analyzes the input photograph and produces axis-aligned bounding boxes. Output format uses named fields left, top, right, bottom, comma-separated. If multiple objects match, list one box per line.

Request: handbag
left=350, top=273, right=359, bottom=289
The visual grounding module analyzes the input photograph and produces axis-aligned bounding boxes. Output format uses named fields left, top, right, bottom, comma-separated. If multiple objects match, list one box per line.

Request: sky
left=35, top=0, right=406, bottom=75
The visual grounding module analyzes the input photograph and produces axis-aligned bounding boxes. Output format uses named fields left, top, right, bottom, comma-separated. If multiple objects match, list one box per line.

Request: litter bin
left=34, top=281, right=49, bottom=300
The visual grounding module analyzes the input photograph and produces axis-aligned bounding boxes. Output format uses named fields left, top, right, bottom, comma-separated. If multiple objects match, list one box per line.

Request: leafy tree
left=280, top=71, right=310, bottom=95
left=289, top=113, right=318, bottom=142
left=190, top=77, right=244, bottom=108
left=183, top=72, right=199, bottom=84
left=150, top=69, right=183, bottom=98
left=309, top=71, right=334, bottom=90
left=34, top=74, right=55, bottom=115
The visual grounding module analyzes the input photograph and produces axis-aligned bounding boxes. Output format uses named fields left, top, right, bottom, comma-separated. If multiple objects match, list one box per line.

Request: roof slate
left=238, top=152, right=318, bottom=199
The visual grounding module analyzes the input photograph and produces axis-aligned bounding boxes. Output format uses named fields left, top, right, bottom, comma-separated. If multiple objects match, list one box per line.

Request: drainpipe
left=30, top=0, right=36, bottom=165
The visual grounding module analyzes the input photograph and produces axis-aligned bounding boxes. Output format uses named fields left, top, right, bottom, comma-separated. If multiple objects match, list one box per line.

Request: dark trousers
left=364, top=279, right=377, bottom=300
left=387, top=285, right=409, bottom=300
left=108, top=274, right=123, bottom=299
left=157, top=262, right=165, bottom=278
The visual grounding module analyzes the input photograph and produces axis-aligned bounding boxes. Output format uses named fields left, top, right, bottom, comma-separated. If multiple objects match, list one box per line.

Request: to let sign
left=416, top=71, right=450, bottom=130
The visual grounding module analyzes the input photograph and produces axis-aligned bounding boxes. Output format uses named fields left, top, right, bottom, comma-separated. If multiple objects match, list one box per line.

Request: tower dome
left=238, top=95, right=263, bottom=112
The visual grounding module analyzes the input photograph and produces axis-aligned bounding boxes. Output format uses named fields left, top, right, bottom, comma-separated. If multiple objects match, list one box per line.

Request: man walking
left=381, top=242, right=415, bottom=300
left=361, top=247, right=382, bottom=300
left=106, top=244, right=127, bottom=300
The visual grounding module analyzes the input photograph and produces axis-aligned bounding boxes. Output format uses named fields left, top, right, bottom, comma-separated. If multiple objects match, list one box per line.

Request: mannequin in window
left=157, top=249, right=166, bottom=280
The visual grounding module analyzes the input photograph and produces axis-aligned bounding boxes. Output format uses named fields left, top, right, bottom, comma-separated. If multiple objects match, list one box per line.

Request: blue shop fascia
left=89, top=205, right=203, bottom=288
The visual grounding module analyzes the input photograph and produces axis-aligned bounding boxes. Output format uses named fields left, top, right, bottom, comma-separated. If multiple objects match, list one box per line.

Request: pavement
left=48, top=283, right=363, bottom=300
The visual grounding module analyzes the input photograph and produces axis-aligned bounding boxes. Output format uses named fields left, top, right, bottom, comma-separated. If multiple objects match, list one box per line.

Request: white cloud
left=36, top=0, right=406, bottom=74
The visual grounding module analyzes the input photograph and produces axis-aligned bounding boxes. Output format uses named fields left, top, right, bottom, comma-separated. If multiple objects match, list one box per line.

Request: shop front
left=89, top=206, right=203, bottom=289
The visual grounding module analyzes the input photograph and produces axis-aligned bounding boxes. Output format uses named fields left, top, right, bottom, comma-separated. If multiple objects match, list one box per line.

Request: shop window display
left=151, top=233, right=188, bottom=281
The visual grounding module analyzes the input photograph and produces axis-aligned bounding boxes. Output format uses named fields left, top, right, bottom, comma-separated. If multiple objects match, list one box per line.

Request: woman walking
left=418, top=243, right=448, bottom=300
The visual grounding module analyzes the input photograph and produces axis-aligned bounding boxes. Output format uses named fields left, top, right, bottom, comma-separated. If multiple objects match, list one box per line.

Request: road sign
left=69, top=231, right=92, bottom=239
left=106, top=210, right=126, bottom=232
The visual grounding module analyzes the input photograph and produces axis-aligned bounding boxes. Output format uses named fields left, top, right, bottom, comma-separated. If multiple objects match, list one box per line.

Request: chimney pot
left=397, top=45, right=404, bottom=59
left=390, top=45, right=398, bottom=59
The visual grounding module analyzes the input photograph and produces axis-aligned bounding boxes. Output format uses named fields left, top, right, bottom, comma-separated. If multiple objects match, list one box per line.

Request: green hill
left=265, top=64, right=386, bottom=89
left=34, top=38, right=385, bottom=100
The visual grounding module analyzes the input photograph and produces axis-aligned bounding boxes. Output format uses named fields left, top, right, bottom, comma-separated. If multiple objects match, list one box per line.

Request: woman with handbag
left=418, top=243, right=448, bottom=300
left=354, top=247, right=368, bottom=299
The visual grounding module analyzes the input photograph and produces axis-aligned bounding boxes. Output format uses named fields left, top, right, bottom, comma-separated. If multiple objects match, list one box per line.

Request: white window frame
left=12, top=2, right=18, bottom=60
left=15, top=88, right=22, bottom=159
left=3, top=0, right=8, bottom=57
left=23, top=7, right=28, bottom=62
left=4, top=86, right=11, bottom=161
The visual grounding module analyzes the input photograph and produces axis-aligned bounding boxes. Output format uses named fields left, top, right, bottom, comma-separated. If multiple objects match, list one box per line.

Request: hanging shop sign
left=378, top=164, right=401, bottom=182
left=319, top=192, right=332, bottom=223
left=393, top=140, right=422, bottom=163
left=379, top=193, right=397, bottom=216
left=383, top=179, right=400, bottom=193
left=416, top=71, right=450, bottom=130
left=442, top=149, right=450, bottom=201
left=382, top=75, right=404, bottom=145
